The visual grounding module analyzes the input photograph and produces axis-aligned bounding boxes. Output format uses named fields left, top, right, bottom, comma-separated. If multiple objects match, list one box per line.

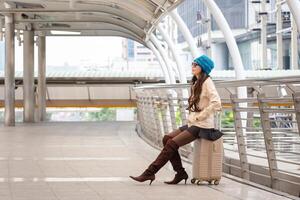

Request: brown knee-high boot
left=129, top=139, right=179, bottom=185
left=162, top=135, right=188, bottom=184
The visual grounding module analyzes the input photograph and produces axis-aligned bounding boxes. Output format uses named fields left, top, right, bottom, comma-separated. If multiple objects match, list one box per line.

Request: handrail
left=134, top=75, right=300, bottom=92
left=133, top=76, right=300, bottom=197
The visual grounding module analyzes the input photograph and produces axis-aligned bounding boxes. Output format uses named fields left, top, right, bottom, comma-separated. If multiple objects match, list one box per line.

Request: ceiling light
left=50, top=30, right=81, bottom=35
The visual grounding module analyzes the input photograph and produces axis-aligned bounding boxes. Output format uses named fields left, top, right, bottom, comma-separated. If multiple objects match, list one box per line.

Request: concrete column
left=202, top=0, right=247, bottom=118
left=291, top=15, right=298, bottom=70
left=261, top=0, right=268, bottom=70
left=276, top=0, right=283, bottom=69
left=37, top=35, right=46, bottom=121
left=4, top=3, right=15, bottom=126
left=206, top=8, right=212, bottom=57
left=202, top=0, right=245, bottom=80
left=0, top=18, right=4, bottom=41
left=23, top=29, right=35, bottom=122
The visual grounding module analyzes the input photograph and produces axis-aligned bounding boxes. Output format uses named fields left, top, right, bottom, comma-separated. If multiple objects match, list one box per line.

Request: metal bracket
left=257, top=93, right=279, bottom=188
left=230, top=94, right=250, bottom=180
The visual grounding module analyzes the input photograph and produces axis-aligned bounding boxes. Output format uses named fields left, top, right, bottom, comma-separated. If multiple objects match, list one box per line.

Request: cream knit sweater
left=187, top=77, right=222, bottom=129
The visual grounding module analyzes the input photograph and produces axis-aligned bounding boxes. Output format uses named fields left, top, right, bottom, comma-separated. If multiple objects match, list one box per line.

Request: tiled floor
left=0, top=121, right=295, bottom=200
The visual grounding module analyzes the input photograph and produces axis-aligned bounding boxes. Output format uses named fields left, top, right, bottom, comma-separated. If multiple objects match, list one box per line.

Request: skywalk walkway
left=0, top=121, right=296, bottom=200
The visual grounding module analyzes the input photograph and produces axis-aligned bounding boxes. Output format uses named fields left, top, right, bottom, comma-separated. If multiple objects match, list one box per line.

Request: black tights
left=167, top=129, right=197, bottom=147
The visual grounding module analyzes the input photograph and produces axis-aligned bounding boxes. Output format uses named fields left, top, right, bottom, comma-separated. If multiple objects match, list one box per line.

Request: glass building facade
left=127, top=39, right=135, bottom=60
left=177, top=0, right=247, bottom=43
left=177, top=0, right=299, bottom=70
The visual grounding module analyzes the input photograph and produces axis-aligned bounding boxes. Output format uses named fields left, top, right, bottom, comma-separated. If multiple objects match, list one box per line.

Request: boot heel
left=184, top=178, right=187, bottom=184
left=149, top=179, right=154, bottom=185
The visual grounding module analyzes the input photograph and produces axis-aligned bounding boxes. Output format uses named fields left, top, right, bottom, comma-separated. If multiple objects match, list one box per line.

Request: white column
left=170, top=10, right=200, bottom=58
left=23, top=29, right=35, bottom=122
left=291, top=15, right=298, bottom=69
left=150, top=34, right=176, bottom=84
left=206, top=8, right=212, bottom=57
left=146, top=41, right=171, bottom=84
left=202, top=0, right=245, bottom=80
left=4, top=3, right=15, bottom=126
left=0, top=18, right=4, bottom=41
left=286, top=0, right=300, bottom=31
left=202, top=0, right=247, bottom=129
left=37, top=35, right=47, bottom=121
left=261, top=0, right=268, bottom=70
left=157, top=24, right=187, bottom=83
left=276, top=0, right=283, bottom=69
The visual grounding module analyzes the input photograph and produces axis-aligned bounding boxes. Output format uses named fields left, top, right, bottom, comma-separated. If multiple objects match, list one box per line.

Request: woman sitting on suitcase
left=129, top=55, right=222, bottom=185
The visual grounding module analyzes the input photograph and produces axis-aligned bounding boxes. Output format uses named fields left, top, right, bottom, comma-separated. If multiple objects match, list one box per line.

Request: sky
left=12, top=36, right=124, bottom=71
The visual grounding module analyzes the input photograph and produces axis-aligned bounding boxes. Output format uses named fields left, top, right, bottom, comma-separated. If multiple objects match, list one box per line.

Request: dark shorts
left=178, top=124, right=220, bottom=141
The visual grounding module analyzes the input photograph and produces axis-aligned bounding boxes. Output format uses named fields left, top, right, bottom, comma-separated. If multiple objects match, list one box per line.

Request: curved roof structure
left=0, top=0, right=183, bottom=44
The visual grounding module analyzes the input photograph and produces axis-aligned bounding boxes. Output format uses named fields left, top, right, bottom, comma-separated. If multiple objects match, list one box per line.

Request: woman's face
left=192, top=62, right=202, bottom=77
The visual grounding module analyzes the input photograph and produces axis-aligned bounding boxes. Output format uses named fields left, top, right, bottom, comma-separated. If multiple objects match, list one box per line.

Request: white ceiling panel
left=0, top=0, right=183, bottom=44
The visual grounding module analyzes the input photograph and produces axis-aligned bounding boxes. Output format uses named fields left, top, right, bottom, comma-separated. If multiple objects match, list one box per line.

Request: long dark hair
left=186, top=73, right=209, bottom=112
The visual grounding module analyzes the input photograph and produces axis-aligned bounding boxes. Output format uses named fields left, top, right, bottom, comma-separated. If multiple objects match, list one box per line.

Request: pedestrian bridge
left=0, top=0, right=300, bottom=199
left=0, top=76, right=299, bottom=200
left=134, top=76, right=300, bottom=198
left=0, top=121, right=296, bottom=200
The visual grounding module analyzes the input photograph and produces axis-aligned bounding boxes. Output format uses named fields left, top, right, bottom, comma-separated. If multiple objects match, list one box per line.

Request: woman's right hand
left=187, top=114, right=193, bottom=123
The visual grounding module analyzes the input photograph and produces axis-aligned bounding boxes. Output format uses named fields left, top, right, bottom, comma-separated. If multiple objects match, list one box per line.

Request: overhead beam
left=157, top=24, right=187, bottom=83
left=32, top=23, right=144, bottom=38
left=146, top=41, right=171, bottom=84
left=150, top=34, right=176, bottom=84
left=0, top=8, right=145, bottom=30
left=170, top=10, right=199, bottom=58
left=36, top=28, right=145, bottom=44
left=15, top=18, right=144, bottom=35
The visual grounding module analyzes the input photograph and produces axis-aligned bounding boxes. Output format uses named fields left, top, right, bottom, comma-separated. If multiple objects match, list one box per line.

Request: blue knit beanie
left=193, top=55, right=214, bottom=75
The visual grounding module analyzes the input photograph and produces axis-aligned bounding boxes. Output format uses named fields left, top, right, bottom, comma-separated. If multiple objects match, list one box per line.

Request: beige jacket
left=187, top=77, right=222, bottom=129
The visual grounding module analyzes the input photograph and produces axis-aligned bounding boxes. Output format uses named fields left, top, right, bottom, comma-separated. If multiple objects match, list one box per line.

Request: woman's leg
left=172, top=130, right=198, bottom=147
left=129, top=138, right=179, bottom=184
left=163, top=129, right=197, bottom=184
left=129, top=128, right=197, bottom=184
left=166, top=128, right=182, bottom=138
left=162, top=129, right=184, bottom=173
left=145, top=130, right=197, bottom=175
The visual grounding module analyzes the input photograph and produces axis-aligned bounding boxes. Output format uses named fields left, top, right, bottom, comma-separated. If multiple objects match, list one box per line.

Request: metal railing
left=133, top=76, right=300, bottom=197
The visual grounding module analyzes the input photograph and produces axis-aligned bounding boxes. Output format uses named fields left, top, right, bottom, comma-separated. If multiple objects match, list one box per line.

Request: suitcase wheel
left=191, top=178, right=196, bottom=184
left=196, top=180, right=202, bottom=185
left=214, top=180, right=220, bottom=185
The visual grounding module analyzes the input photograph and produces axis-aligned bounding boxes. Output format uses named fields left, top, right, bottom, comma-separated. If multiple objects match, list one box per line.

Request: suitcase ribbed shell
left=192, top=138, right=223, bottom=185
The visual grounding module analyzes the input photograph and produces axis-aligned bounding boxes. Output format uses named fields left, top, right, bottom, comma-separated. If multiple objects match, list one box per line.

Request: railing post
left=177, top=89, right=187, bottom=125
left=292, top=92, right=300, bottom=136
left=137, top=95, right=146, bottom=134
left=214, top=110, right=222, bottom=131
left=135, top=95, right=141, bottom=122
left=257, top=93, right=279, bottom=189
left=152, top=95, right=163, bottom=146
left=146, top=95, right=155, bottom=140
left=246, top=89, right=254, bottom=132
left=230, top=94, right=250, bottom=180
left=140, top=96, right=146, bottom=135
left=160, top=97, right=171, bottom=135
left=167, top=92, right=178, bottom=130
left=136, top=95, right=142, bottom=122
